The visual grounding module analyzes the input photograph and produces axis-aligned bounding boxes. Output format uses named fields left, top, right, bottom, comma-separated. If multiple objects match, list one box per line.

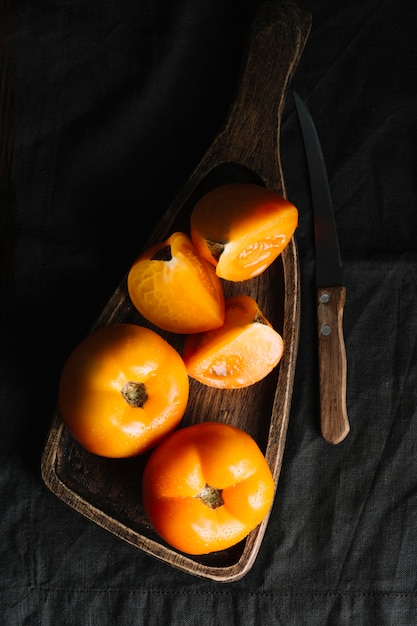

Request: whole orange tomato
left=127, top=231, right=225, bottom=334
left=58, top=324, right=189, bottom=458
left=142, top=422, right=275, bottom=555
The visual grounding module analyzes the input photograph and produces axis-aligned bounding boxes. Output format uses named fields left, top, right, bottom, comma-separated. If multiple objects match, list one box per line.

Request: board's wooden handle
left=317, top=286, right=350, bottom=444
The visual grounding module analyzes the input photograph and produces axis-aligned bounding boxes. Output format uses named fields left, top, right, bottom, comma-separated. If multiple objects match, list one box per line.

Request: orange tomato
left=58, top=324, right=189, bottom=458
left=190, top=183, right=298, bottom=281
left=127, top=231, right=225, bottom=334
left=182, top=294, right=284, bottom=388
left=142, top=422, right=275, bottom=555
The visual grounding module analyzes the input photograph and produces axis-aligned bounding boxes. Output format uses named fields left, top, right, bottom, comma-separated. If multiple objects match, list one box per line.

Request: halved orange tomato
left=58, top=324, right=189, bottom=458
left=182, top=294, right=284, bottom=388
left=127, top=231, right=225, bottom=334
left=190, top=183, right=298, bottom=281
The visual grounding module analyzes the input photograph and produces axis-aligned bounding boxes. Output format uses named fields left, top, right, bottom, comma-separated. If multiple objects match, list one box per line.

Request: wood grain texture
left=41, top=0, right=311, bottom=582
left=317, top=286, right=349, bottom=445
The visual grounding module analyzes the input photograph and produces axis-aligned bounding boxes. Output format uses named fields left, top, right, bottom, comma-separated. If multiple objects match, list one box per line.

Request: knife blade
left=293, top=91, right=350, bottom=445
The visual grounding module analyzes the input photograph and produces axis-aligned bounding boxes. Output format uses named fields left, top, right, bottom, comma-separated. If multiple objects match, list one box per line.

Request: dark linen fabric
left=1, top=0, right=417, bottom=623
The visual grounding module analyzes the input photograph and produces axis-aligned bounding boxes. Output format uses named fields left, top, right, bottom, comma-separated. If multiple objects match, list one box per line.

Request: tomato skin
left=142, top=422, right=275, bottom=555
left=127, top=231, right=225, bottom=334
left=58, top=324, right=189, bottom=458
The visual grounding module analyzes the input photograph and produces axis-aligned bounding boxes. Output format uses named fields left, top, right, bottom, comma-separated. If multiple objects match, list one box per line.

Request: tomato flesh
left=183, top=295, right=284, bottom=389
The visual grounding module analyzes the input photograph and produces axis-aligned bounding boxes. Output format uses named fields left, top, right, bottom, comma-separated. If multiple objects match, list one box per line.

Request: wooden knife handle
left=317, top=286, right=350, bottom=444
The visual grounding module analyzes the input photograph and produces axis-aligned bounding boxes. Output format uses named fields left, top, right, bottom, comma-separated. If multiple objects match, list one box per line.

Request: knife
left=293, top=91, right=350, bottom=445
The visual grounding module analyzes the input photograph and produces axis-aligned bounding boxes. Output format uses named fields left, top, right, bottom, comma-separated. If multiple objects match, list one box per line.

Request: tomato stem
left=254, top=310, right=267, bottom=324
left=121, top=381, right=148, bottom=408
left=206, top=239, right=224, bottom=262
left=196, top=484, right=224, bottom=510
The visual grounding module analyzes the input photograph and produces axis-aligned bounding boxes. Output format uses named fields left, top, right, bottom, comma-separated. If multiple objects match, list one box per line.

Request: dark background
left=1, top=0, right=417, bottom=623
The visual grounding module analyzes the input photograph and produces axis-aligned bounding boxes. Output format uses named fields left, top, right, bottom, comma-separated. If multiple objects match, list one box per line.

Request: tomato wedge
left=127, top=231, right=225, bottom=333
left=183, top=295, right=284, bottom=388
left=190, top=183, right=298, bottom=281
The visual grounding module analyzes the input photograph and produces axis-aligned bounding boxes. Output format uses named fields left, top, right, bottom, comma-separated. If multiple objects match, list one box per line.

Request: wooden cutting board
left=41, top=0, right=311, bottom=582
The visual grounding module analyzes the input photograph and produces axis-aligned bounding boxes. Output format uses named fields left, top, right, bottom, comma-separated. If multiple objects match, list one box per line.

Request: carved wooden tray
left=41, top=0, right=311, bottom=582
